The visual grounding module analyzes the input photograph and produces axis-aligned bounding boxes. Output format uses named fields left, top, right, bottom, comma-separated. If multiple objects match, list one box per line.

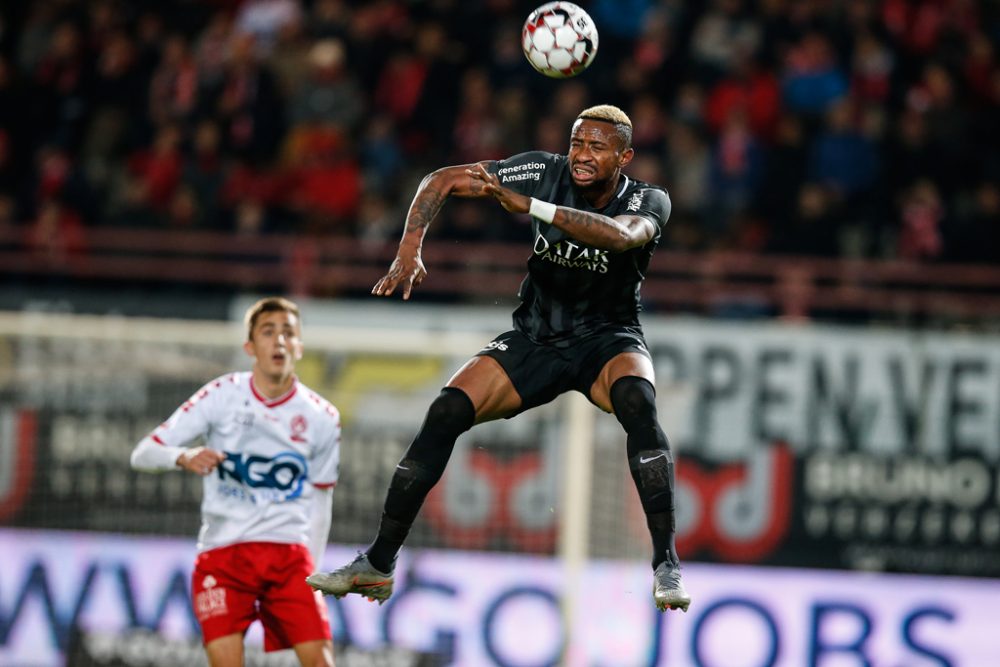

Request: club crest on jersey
left=217, top=451, right=308, bottom=502
left=290, top=414, right=308, bottom=443
left=533, top=233, right=609, bottom=273
left=626, top=191, right=643, bottom=212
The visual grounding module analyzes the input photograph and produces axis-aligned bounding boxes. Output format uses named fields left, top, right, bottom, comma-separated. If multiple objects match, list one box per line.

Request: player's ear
left=242, top=340, right=255, bottom=358
left=619, top=147, right=635, bottom=169
left=292, top=340, right=304, bottom=361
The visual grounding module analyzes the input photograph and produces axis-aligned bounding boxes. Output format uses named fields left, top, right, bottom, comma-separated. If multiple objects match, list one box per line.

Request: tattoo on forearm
left=563, top=209, right=606, bottom=230
left=407, top=188, right=445, bottom=233
left=560, top=209, right=635, bottom=249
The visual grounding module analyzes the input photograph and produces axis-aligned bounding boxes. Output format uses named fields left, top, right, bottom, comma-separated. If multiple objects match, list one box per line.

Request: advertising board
left=2, top=529, right=998, bottom=667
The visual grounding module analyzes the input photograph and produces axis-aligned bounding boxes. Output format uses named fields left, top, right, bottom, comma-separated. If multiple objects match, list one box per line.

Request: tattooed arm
left=372, top=163, right=491, bottom=300
left=468, top=164, right=658, bottom=253
left=550, top=210, right=656, bottom=252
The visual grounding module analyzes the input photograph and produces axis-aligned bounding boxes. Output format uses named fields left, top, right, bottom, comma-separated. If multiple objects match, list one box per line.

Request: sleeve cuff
left=131, top=437, right=185, bottom=471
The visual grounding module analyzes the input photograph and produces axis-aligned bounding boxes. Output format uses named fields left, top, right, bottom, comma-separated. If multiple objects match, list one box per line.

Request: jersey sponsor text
left=533, top=234, right=609, bottom=273
left=498, top=161, right=546, bottom=183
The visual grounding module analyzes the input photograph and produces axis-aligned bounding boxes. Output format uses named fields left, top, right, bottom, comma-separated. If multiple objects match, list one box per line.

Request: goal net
left=0, top=306, right=648, bottom=562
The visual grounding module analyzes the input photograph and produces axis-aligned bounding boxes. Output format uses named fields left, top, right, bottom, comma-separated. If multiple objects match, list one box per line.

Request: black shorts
left=476, top=326, right=651, bottom=415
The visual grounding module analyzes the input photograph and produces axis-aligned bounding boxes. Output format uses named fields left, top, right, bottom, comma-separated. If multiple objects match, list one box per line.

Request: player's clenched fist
left=467, top=164, right=531, bottom=215
left=176, top=446, right=225, bottom=475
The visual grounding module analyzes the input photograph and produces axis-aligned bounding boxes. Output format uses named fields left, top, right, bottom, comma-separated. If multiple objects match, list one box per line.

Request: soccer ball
left=521, top=2, right=598, bottom=79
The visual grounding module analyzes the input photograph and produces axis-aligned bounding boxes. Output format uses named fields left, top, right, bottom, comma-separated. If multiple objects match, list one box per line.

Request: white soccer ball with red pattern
left=521, top=2, right=599, bottom=79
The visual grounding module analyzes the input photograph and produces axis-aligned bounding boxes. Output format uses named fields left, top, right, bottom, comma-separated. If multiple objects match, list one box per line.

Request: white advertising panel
left=2, top=528, right=998, bottom=667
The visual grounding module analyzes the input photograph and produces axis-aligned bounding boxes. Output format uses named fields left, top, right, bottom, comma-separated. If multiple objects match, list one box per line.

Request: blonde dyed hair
left=244, top=296, right=301, bottom=341
left=577, top=104, right=633, bottom=149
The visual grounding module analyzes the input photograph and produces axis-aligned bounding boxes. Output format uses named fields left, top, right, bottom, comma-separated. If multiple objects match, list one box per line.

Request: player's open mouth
left=572, top=165, right=595, bottom=182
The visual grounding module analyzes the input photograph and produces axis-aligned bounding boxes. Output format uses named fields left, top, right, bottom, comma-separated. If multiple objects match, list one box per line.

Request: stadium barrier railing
left=4, top=223, right=1000, bottom=322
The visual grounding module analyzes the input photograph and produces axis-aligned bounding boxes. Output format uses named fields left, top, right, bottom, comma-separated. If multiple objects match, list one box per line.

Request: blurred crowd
left=0, top=0, right=998, bottom=265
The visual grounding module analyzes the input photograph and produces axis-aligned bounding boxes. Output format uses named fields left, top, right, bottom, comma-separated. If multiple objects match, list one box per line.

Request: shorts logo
left=484, top=339, right=510, bottom=352
left=195, top=576, right=228, bottom=620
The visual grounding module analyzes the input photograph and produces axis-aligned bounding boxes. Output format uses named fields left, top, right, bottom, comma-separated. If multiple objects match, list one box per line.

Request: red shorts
left=191, top=542, right=331, bottom=651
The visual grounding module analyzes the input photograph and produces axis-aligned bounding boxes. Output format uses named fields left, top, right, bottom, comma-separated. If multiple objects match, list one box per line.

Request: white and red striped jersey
left=132, top=372, right=340, bottom=553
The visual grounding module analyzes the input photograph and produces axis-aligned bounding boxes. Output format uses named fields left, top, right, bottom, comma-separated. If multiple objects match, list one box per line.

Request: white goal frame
left=0, top=309, right=596, bottom=648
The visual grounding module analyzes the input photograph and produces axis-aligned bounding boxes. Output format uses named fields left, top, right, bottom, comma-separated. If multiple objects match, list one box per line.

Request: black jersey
left=487, top=151, right=671, bottom=346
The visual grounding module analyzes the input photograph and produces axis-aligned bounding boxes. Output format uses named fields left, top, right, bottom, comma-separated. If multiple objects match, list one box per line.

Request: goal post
left=0, top=308, right=610, bottom=644
left=557, top=390, right=596, bottom=664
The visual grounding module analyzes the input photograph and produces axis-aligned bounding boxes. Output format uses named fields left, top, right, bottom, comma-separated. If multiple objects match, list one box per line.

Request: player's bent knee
left=423, top=387, right=476, bottom=434
left=403, top=387, right=475, bottom=469
left=386, top=388, right=476, bottom=521
left=609, top=376, right=658, bottom=428
left=610, top=376, right=671, bottom=459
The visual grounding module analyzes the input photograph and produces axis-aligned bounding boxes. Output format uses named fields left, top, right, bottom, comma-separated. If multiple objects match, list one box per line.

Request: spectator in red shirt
left=285, top=127, right=360, bottom=232
left=705, top=52, right=781, bottom=142
left=127, top=123, right=183, bottom=211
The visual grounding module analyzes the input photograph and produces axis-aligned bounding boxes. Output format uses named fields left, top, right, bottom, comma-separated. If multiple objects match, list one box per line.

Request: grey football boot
left=306, top=553, right=394, bottom=604
left=653, top=560, right=691, bottom=612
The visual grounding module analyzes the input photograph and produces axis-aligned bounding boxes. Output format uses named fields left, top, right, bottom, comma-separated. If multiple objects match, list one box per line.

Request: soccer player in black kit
left=307, top=105, right=690, bottom=613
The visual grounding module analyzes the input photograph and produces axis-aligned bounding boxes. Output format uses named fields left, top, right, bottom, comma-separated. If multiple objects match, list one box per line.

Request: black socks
left=611, top=376, right=680, bottom=569
left=366, top=387, right=475, bottom=573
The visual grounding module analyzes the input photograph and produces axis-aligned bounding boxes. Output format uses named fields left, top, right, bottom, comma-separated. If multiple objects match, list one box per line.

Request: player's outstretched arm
left=130, top=438, right=224, bottom=475
left=469, top=164, right=657, bottom=252
left=372, top=162, right=492, bottom=300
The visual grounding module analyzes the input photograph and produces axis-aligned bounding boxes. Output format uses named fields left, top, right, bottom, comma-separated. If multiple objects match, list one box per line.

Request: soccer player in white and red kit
left=131, top=297, right=339, bottom=667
